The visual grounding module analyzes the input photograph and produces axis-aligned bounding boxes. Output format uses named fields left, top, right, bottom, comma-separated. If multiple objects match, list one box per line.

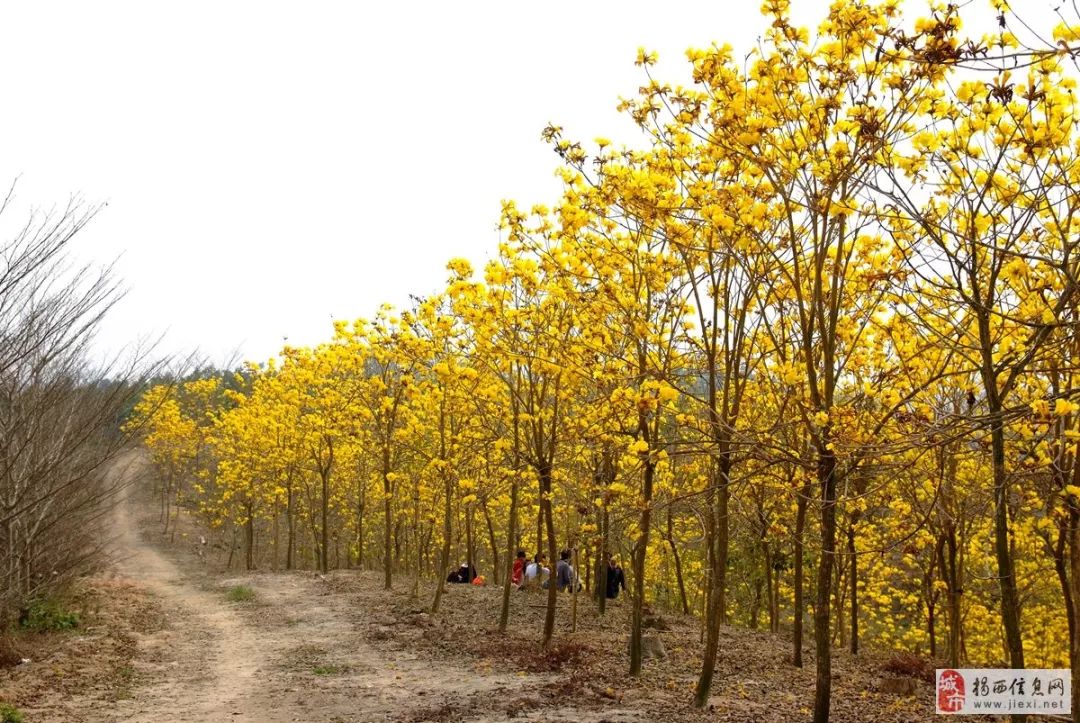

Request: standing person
left=605, top=555, right=626, bottom=599
left=511, top=550, right=527, bottom=587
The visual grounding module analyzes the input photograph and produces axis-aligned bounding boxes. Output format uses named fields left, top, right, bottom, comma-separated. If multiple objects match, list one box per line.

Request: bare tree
left=0, top=186, right=161, bottom=626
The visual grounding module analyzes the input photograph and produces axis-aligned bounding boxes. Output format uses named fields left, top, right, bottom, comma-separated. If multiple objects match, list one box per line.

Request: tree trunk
left=990, top=415, right=1024, bottom=671
left=694, top=452, right=731, bottom=706
left=498, top=470, right=520, bottom=631
left=536, top=506, right=544, bottom=564
left=597, top=503, right=609, bottom=614
left=432, top=469, right=453, bottom=614
left=320, top=456, right=331, bottom=575
left=571, top=546, right=579, bottom=633
left=667, top=505, right=690, bottom=615
left=482, top=501, right=500, bottom=585
left=383, top=446, right=393, bottom=590
left=764, top=544, right=778, bottom=633
left=812, top=447, right=838, bottom=723
left=272, top=507, right=280, bottom=571
left=411, top=476, right=421, bottom=598
left=245, top=499, right=255, bottom=571
left=848, top=523, right=858, bottom=656
left=499, top=403, right=522, bottom=632
left=540, top=462, right=558, bottom=648
left=465, top=502, right=475, bottom=577
left=944, top=524, right=962, bottom=667
left=793, top=476, right=811, bottom=667
left=629, top=449, right=656, bottom=676
left=1068, top=501, right=1080, bottom=723
left=977, top=316, right=1025, bottom=691
left=286, top=480, right=295, bottom=571
left=750, top=577, right=762, bottom=630
left=356, top=476, right=365, bottom=569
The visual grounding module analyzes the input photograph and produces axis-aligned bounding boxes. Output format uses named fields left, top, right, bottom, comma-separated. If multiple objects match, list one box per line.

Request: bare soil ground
left=0, top=453, right=1034, bottom=722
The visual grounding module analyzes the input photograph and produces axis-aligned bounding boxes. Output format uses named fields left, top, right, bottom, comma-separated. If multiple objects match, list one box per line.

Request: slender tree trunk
left=812, top=448, right=838, bottom=723
left=383, top=446, right=393, bottom=590
left=536, top=507, right=543, bottom=563
left=286, top=480, right=295, bottom=571
left=432, top=470, right=453, bottom=614
left=482, top=501, right=500, bottom=585
left=595, top=453, right=614, bottom=612
left=717, top=459, right=730, bottom=625
left=393, top=518, right=403, bottom=567
left=411, top=476, right=421, bottom=598
left=320, top=453, right=331, bottom=575
left=928, top=533, right=947, bottom=658
left=160, top=471, right=168, bottom=524
left=571, top=546, right=579, bottom=633
left=170, top=493, right=181, bottom=544
left=1052, top=514, right=1075, bottom=650
left=499, top=402, right=522, bottom=632
left=498, top=471, right=520, bottom=631
left=990, top=417, right=1024, bottom=669
left=629, top=450, right=656, bottom=676
left=597, top=503, right=609, bottom=614
left=1068, top=501, right=1080, bottom=723
left=750, top=577, right=762, bottom=630
left=943, top=524, right=962, bottom=667
left=695, top=451, right=731, bottom=706
left=764, top=544, right=778, bottom=633
left=834, top=554, right=846, bottom=650
left=465, top=502, right=475, bottom=577
left=667, top=505, right=690, bottom=615
left=540, top=462, right=558, bottom=648
left=272, top=507, right=279, bottom=571
left=977, top=318, right=1024, bottom=693
left=848, top=523, right=858, bottom=655
left=245, top=499, right=255, bottom=571
left=356, top=477, right=365, bottom=569
left=791, top=475, right=811, bottom=666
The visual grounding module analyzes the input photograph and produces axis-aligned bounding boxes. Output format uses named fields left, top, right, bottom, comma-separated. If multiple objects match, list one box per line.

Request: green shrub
left=224, top=585, right=255, bottom=603
left=19, top=600, right=79, bottom=631
left=0, top=702, right=24, bottom=723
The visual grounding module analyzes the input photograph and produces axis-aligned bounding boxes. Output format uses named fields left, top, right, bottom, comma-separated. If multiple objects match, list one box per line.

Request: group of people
left=509, top=549, right=626, bottom=599
left=444, top=550, right=626, bottom=599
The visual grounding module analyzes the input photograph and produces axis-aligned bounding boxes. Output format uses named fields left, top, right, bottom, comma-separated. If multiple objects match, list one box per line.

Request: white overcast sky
left=0, top=1, right=1064, bottom=366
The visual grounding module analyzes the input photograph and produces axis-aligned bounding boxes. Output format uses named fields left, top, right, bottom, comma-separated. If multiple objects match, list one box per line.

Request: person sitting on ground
left=605, top=555, right=626, bottom=599
left=556, top=549, right=580, bottom=592
left=524, top=553, right=549, bottom=589
left=447, top=562, right=477, bottom=584
left=511, top=549, right=527, bottom=587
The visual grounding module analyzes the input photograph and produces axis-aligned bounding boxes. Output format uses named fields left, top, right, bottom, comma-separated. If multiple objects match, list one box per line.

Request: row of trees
left=0, top=189, right=158, bottom=631
left=132, top=3, right=1080, bottom=720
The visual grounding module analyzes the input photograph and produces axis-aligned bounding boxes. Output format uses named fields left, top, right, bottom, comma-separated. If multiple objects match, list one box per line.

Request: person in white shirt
left=523, top=553, right=549, bottom=588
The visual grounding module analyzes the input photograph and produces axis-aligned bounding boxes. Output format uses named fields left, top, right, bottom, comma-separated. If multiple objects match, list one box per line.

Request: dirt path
left=103, top=453, right=271, bottom=722
left=87, top=453, right=601, bottom=723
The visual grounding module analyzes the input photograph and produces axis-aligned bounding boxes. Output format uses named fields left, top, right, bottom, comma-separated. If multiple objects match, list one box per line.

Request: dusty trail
left=83, top=453, right=592, bottom=723
left=103, top=453, right=271, bottom=723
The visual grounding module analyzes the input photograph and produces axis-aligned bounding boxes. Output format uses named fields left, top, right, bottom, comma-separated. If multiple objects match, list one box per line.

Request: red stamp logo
left=938, top=669, right=966, bottom=713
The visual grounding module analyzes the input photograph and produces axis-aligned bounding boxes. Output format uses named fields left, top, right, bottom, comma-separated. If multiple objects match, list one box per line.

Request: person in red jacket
left=510, top=549, right=527, bottom=587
